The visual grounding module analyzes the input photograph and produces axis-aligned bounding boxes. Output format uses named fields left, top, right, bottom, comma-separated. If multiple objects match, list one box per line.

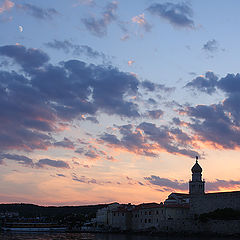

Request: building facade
left=94, top=157, right=240, bottom=231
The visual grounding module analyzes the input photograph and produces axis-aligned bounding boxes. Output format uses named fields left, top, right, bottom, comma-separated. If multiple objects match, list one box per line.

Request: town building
left=94, top=157, right=240, bottom=232
left=95, top=202, right=119, bottom=228
left=190, top=157, right=240, bottom=215
left=131, top=203, right=164, bottom=230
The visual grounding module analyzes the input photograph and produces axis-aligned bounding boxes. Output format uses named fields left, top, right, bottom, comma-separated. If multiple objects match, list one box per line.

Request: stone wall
left=190, top=191, right=240, bottom=215
left=158, top=219, right=240, bottom=235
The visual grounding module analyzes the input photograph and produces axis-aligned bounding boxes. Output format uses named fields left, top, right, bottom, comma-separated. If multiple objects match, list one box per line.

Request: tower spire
left=189, top=156, right=205, bottom=195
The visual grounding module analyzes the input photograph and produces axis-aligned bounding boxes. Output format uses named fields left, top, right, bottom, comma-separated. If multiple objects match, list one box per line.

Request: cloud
left=145, top=176, right=240, bottom=192
left=0, top=154, right=70, bottom=169
left=0, top=44, right=165, bottom=154
left=147, top=2, right=194, bottom=29
left=141, top=80, right=175, bottom=93
left=218, top=73, right=240, bottom=94
left=56, top=173, right=66, bottom=177
left=128, top=60, right=135, bottom=66
left=186, top=72, right=240, bottom=95
left=147, top=98, right=157, bottom=105
left=186, top=103, right=240, bottom=149
left=0, top=69, right=55, bottom=152
left=72, top=173, right=97, bottom=184
left=184, top=72, right=240, bottom=149
left=85, top=116, right=99, bottom=124
left=75, top=143, right=113, bottom=161
left=0, top=45, right=49, bottom=71
left=100, top=122, right=198, bottom=158
left=132, top=13, right=152, bottom=32
left=0, top=153, right=33, bottom=166
left=0, top=0, right=14, bottom=14
left=45, top=40, right=106, bottom=59
left=147, top=109, right=164, bottom=119
left=84, top=149, right=99, bottom=159
left=138, top=122, right=198, bottom=157
left=82, top=1, right=118, bottom=37
left=207, top=179, right=240, bottom=191
left=54, top=138, right=75, bottom=149
left=17, top=3, right=59, bottom=20
left=36, top=158, right=70, bottom=169
left=144, top=175, right=188, bottom=191
left=75, top=148, right=85, bottom=154
left=100, top=124, right=159, bottom=157
left=202, top=39, right=218, bottom=52
left=185, top=71, right=218, bottom=94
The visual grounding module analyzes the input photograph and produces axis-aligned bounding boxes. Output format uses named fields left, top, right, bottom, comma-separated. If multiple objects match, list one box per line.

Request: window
left=149, top=211, right=151, bottom=215
left=148, top=219, right=151, bottom=223
left=145, top=219, right=147, bottom=223
left=113, top=213, right=116, bottom=217
left=122, top=213, right=124, bottom=216
left=135, top=214, right=137, bottom=218
left=145, top=211, right=147, bottom=215
left=156, top=210, right=159, bottom=215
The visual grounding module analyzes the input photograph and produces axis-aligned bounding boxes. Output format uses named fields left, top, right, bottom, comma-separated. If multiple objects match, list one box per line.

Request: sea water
left=0, top=232, right=238, bottom=240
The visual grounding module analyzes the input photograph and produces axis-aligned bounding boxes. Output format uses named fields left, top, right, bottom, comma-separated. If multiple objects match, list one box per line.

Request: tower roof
left=191, top=156, right=202, bottom=173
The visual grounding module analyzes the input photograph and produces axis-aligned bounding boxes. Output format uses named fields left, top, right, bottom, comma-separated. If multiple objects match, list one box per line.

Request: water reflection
left=0, top=232, right=238, bottom=240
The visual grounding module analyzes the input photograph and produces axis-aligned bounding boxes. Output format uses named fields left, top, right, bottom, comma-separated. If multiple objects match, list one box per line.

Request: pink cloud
left=0, top=0, right=14, bottom=14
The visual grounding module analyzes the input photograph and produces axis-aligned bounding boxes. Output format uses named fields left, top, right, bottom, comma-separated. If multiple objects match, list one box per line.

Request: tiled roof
left=133, top=203, right=163, bottom=210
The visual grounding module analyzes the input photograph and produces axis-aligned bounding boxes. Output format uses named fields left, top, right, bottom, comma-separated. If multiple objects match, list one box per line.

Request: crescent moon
left=19, top=25, right=23, bottom=32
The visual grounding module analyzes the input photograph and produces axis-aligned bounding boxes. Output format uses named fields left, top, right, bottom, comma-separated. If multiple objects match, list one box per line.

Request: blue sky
left=1, top=0, right=240, bottom=205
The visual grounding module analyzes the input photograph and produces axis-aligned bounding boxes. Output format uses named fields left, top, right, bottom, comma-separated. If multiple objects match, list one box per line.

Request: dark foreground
left=0, top=232, right=239, bottom=240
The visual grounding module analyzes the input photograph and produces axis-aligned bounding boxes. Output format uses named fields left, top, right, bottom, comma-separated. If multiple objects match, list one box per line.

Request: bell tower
left=189, top=156, right=205, bottom=195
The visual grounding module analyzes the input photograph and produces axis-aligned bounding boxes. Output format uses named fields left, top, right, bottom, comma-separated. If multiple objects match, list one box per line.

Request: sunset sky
left=1, top=0, right=240, bottom=206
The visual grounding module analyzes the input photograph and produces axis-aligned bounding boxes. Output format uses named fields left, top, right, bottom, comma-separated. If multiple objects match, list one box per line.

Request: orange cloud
left=132, top=13, right=146, bottom=25
left=131, top=13, right=151, bottom=32
left=128, top=60, right=135, bottom=66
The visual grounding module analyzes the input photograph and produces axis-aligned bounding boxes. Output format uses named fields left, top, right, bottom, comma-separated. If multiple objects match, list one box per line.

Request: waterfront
left=0, top=233, right=239, bottom=240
